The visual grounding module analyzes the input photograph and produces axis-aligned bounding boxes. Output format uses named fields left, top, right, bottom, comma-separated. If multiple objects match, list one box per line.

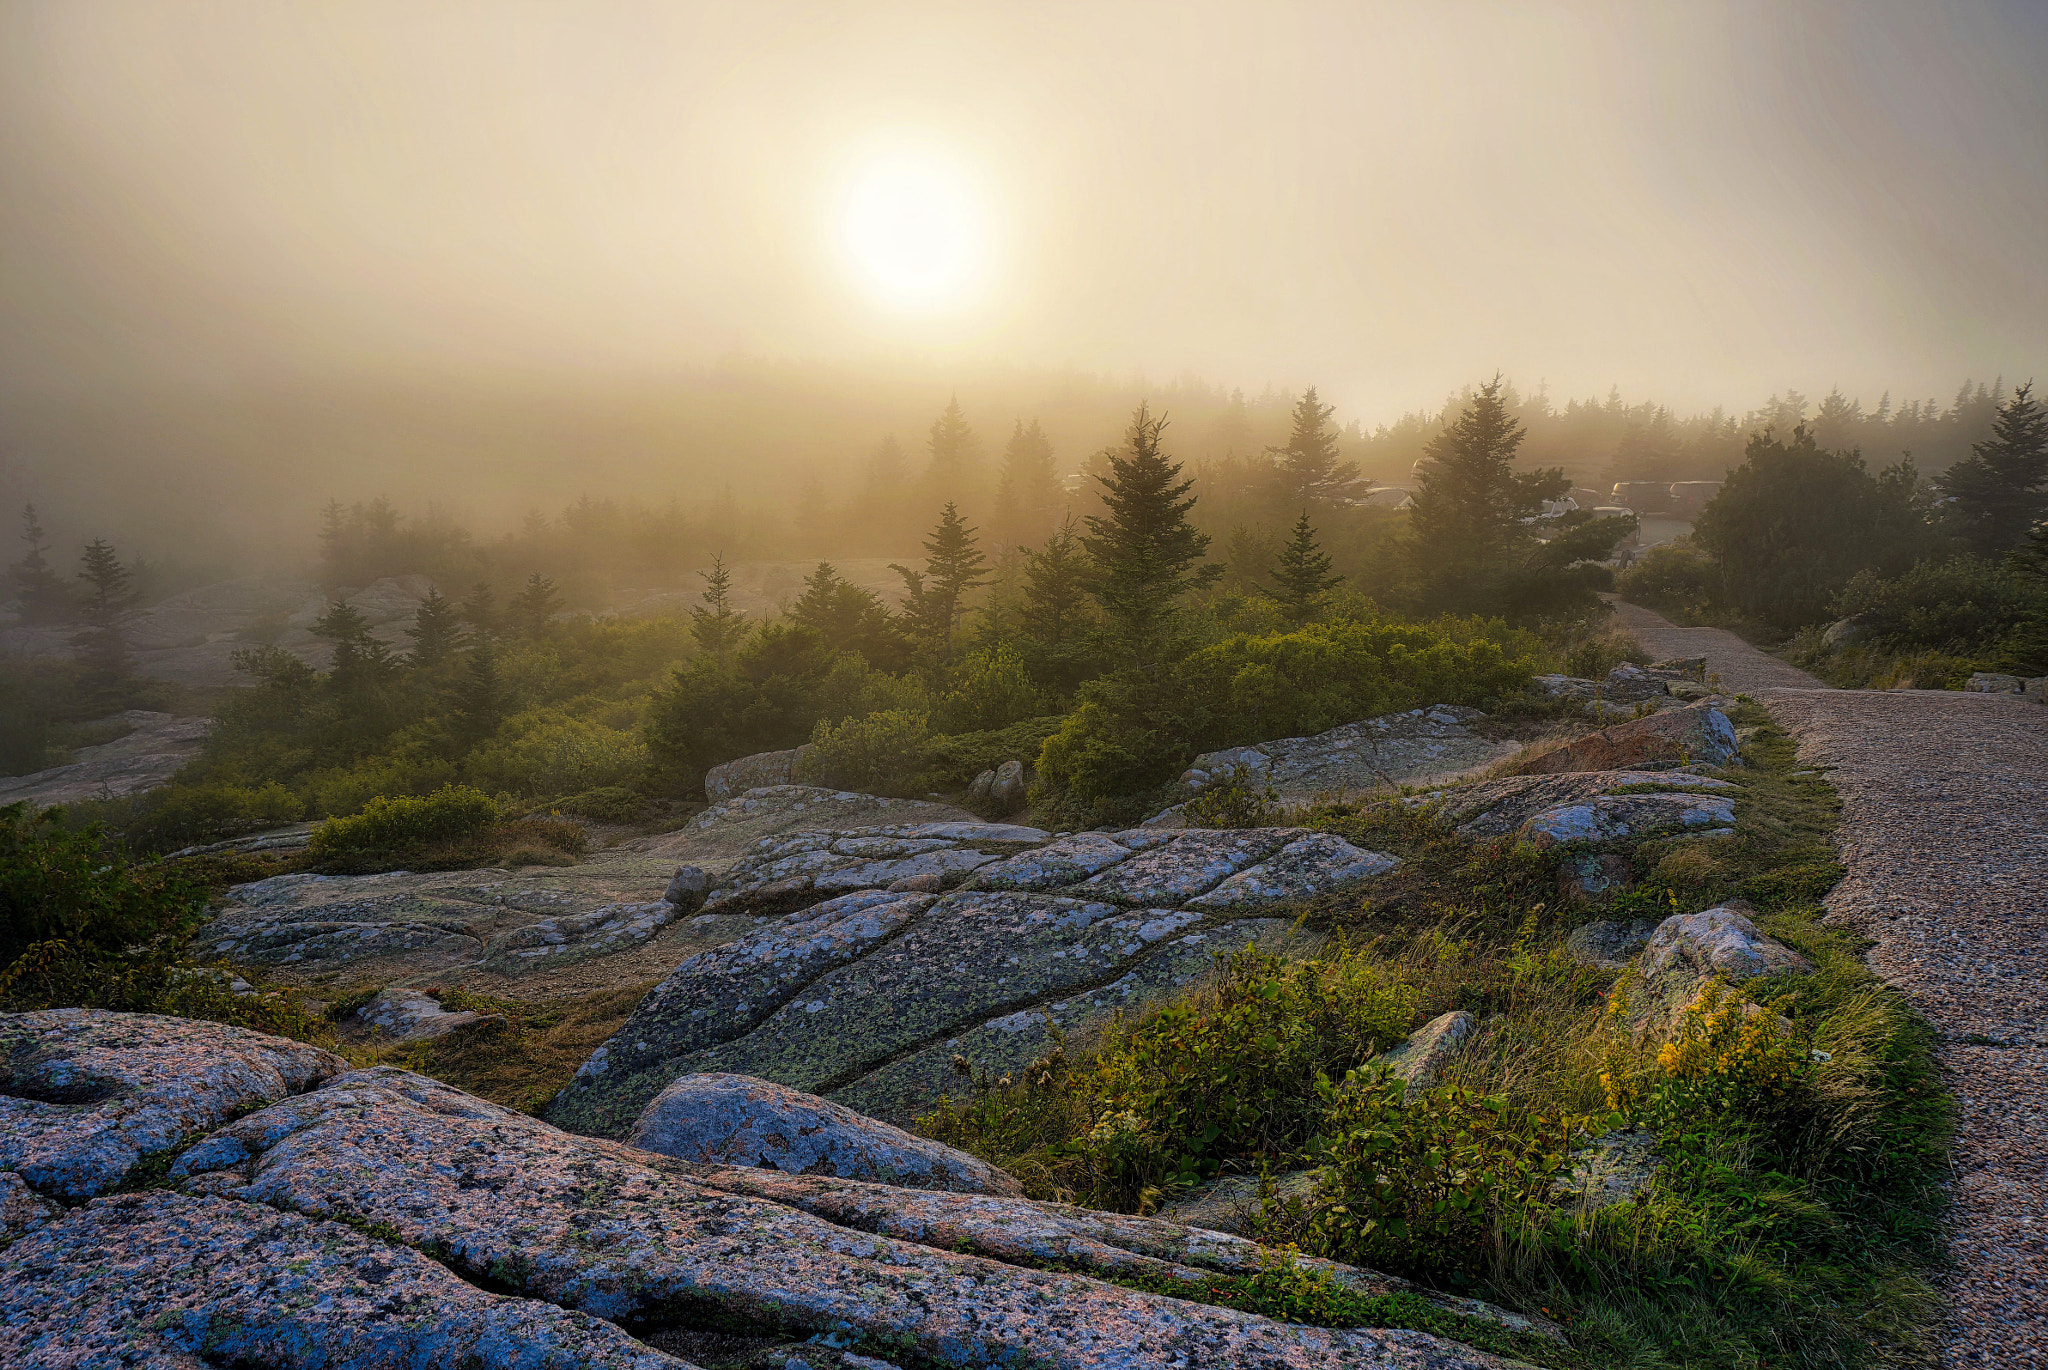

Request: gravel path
left=1607, top=600, right=2046, bottom=1360
left=1603, top=596, right=1828, bottom=692
left=1762, top=687, right=2048, bottom=1365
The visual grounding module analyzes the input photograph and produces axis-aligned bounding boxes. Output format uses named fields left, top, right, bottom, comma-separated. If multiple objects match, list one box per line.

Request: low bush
left=549, top=785, right=652, bottom=824
left=916, top=716, right=1065, bottom=791
left=308, top=785, right=501, bottom=855
left=936, top=645, right=1051, bottom=733
left=71, top=781, right=304, bottom=854
left=465, top=708, right=645, bottom=796
left=798, top=710, right=932, bottom=796
left=1179, top=766, right=1283, bottom=828
left=1615, top=541, right=1717, bottom=618
left=0, top=802, right=208, bottom=963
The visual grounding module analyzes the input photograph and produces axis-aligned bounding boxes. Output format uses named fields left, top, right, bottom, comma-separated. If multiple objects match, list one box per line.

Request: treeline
left=1620, top=383, right=2048, bottom=683
left=60, top=378, right=1641, bottom=843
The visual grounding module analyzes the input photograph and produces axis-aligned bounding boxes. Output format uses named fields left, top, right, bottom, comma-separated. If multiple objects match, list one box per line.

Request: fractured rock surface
left=1180, top=705, right=1517, bottom=802
left=0, top=710, right=212, bottom=810
left=0, top=1009, right=345, bottom=1199
left=351, top=988, right=505, bottom=1041
left=1514, top=700, right=1740, bottom=775
left=551, top=827, right=1397, bottom=1136
left=1, top=1190, right=686, bottom=1369
left=1403, top=770, right=1739, bottom=845
left=629, top=1071, right=1024, bottom=1195
left=151, top=1058, right=1525, bottom=1369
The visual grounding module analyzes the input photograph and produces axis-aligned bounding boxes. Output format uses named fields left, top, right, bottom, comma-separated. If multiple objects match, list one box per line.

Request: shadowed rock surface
left=628, top=1072, right=1025, bottom=1195
left=0, top=1009, right=346, bottom=1199
left=153, top=1059, right=1527, bottom=1368
left=1180, top=705, right=1518, bottom=802
left=0, top=710, right=212, bottom=809
left=1, top=1190, right=689, bottom=1369
left=550, top=826, right=1397, bottom=1136
left=1399, top=770, right=1739, bottom=844
left=1513, top=700, right=1739, bottom=775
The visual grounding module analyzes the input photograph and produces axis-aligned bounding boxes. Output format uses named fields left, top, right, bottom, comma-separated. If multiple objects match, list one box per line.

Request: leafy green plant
left=308, top=784, right=502, bottom=855
left=0, top=802, right=207, bottom=963
left=798, top=709, right=931, bottom=796
left=1180, top=765, right=1283, bottom=829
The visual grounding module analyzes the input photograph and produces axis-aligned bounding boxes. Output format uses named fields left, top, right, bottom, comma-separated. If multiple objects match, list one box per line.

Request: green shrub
left=1038, top=618, right=1537, bottom=803
left=1288, top=1072, right=1583, bottom=1285
left=550, top=785, right=650, bottom=824
left=916, top=716, right=1066, bottom=791
left=1180, top=766, right=1283, bottom=828
left=69, top=781, right=305, bottom=854
left=308, top=785, right=501, bottom=855
left=1563, top=630, right=1650, bottom=680
left=0, top=802, right=207, bottom=964
left=937, top=646, right=1051, bottom=733
left=1616, top=541, right=1718, bottom=617
left=798, top=710, right=932, bottom=796
left=465, top=708, right=645, bottom=796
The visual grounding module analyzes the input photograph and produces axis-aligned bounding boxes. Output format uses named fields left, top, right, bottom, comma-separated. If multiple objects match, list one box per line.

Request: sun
left=839, top=150, right=988, bottom=309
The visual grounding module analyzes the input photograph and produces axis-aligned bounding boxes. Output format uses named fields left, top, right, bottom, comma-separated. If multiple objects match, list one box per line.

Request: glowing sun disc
left=841, top=154, right=985, bottom=307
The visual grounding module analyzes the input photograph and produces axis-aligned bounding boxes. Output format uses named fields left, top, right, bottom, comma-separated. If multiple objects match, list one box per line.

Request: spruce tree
left=891, top=503, right=989, bottom=659
left=791, top=562, right=897, bottom=660
left=1267, top=387, right=1361, bottom=511
left=1938, top=381, right=2048, bottom=556
left=1263, top=511, right=1342, bottom=625
left=72, top=538, right=137, bottom=684
left=994, top=419, right=1062, bottom=547
left=509, top=573, right=562, bottom=636
left=924, top=396, right=980, bottom=506
left=690, top=553, right=750, bottom=656
left=311, top=598, right=396, bottom=687
left=1081, top=404, right=1219, bottom=661
left=1015, top=517, right=1096, bottom=693
left=404, top=588, right=463, bottom=669
left=461, top=582, right=497, bottom=638
left=450, top=637, right=507, bottom=744
left=1406, top=377, right=1568, bottom=612
left=10, top=505, right=70, bottom=623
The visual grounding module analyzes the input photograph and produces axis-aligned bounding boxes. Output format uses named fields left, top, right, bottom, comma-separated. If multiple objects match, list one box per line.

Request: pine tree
left=509, top=573, right=562, bottom=636
left=891, top=503, right=989, bottom=659
left=1081, top=404, right=1219, bottom=660
left=994, top=419, right=1062, bottom=547
left=924, top=396, right=980, bottom=506
left=1407, top=377, right=1568, bottom=612
left=690, top=553, right=750, bottom=656
left=791, top=562, right=897, bottom=660
left=450, top=637, right=507, bottom=744
left=404, top=588, right=463, bottom=669
left=9, top=505, right=70, bottom=624
left=1267, top=387, right=1361, bottom=510
left=1938, top=381, right=2048, bottom=556
left=461, top=582, right=497, bottom=638
left=1014, top=517, right=1096, bottom=693
left=311, top=598, right=397, bottom=687
left=72, top=538, right=137, bottom=683
left=1263, top=512, right=1342, bottom=625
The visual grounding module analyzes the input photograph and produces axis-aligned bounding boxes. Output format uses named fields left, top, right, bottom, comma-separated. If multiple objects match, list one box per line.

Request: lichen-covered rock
left=1641, top=902, right=1815, bottom=983
left=1520, top=792, right=1737, bottom=848
left=1409, top=771, right=1738, bottom=840
left=1184, top=834, right=1399, bottom=909
left=1557, top=1127, right=1660, bottom=1210
left=351, top=988, right=504, bottom=1041
left=548, top=890, right=935, bottom=1137
left=628, top=1073, right=1024, bottom=1196
left=702, top=823, right=1048, bottom=914
left=1077, top=829, right=1304, bottom=905
left=677, top=894, right=1206, bottom=1095
left=1374, top=1010, right=1476, bottom=1097
left=1965, top=672, right=2026, bottom=693
left=483, top=899, right=681, bottom=968
left=1154, top=1169, right=1321, bottom=1237
left=967, top=830, right=1136, bottom=890
left=0, top=1170, right=56, bottom=1238
left=1179, top=706, right=1513, bottom=802
left=1563, top=918, right=1662, bottom=970
left=706, top=744, right=816, bottom=800
left=176, top=1066, right=1529, bottom=1369
left=989, top=758, right=1028, bottom=812
left=0, top=1009, right=346, bottom=1199
left=0, top=1190, right=686, bottom=1369
left=828, top=919, right=1308, bottom=1125
left=1514, top=701, right=1739, bottom=776
left=664, top=864, right=714, bottom=910
left=686, top=785, right=975, bottom=834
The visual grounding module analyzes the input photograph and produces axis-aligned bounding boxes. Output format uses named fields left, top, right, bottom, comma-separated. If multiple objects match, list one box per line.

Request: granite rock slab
left=0, top=1009, right=346, bottom=1199
left=0, top=1190, right=688, bottom=1369
left=629, top=1072, right=1024, bottom=1196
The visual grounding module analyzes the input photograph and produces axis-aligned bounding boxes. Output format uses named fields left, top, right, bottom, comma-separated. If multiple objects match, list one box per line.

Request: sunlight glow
left=839, top=150, right=989, bottom=310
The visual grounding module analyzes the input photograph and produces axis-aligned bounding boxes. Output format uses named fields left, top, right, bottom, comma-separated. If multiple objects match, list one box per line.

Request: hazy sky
left=4, top=0, right=2045, bottom=422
